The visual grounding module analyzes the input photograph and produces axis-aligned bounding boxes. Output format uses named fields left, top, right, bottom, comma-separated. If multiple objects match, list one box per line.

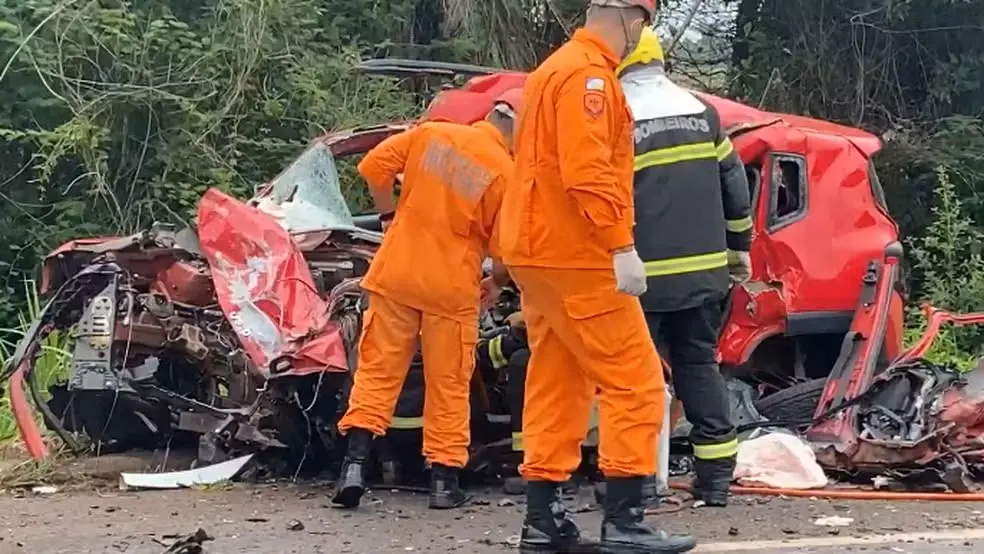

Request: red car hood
left=196, top=188, right=348, bottom=376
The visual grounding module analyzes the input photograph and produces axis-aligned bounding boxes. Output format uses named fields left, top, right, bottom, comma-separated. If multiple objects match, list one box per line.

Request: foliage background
left=1, top=0, right=983, bottom=370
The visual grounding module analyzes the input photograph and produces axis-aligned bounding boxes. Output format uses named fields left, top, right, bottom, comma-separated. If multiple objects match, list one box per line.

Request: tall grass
left=0, top=281, right=72, bottom=443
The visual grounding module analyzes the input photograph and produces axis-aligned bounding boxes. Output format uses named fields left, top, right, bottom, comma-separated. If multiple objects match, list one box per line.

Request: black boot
left=600, top=477, right=696, bottom=553
left=600, top=475, right=663, bottom=509
left=692, top=457, right=735, bottom=507
left=509, top=476, right=579, bottom=497
left=331, top=428, right=373, bottom=508
left=641, top=474, right=662, bottom=509
left=428, top=464, right=470, bottom=509
left=520, top=481, right=598, bottom=553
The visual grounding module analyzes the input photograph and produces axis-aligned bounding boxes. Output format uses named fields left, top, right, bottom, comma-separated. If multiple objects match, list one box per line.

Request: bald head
left=585, top=5, right=650, bottom=61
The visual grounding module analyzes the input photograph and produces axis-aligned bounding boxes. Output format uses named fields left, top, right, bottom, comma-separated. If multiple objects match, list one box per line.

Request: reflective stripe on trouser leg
left=488, top=335, right=509, bottom=369
left=509, top=266, right=664, bottom=481
left=512, top=432, right=524, bottom=452
left=338, top=292, right=421, bottom=436
left=389, top=417, right=424, bottom=430
left=693, top=439, right=738, bottom=460
left=419, top=311, right=478, bottom=469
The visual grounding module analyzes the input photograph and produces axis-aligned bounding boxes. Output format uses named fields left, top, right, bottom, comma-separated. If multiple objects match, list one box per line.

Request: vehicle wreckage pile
left=6, top=61, right=984, bottom=497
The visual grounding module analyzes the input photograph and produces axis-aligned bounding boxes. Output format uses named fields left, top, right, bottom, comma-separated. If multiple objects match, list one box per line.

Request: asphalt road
left=2, top=484, right=984, bottom=553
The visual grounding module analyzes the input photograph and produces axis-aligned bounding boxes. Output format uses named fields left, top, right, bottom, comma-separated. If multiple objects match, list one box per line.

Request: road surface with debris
left=3, top=484, right=984, bottom=553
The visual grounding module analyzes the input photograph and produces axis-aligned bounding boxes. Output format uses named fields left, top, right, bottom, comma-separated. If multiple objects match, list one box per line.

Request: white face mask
left=618, top=11, right=646, bottom=60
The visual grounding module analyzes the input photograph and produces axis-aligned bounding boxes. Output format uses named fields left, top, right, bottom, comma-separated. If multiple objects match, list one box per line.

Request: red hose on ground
left=9, top=361, right=48, bottom=459
left=668, top=480, right=984, bottom=501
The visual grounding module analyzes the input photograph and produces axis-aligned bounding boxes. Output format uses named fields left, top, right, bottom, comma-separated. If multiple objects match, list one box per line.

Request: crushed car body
left=3, top=58, right=982, bottom=493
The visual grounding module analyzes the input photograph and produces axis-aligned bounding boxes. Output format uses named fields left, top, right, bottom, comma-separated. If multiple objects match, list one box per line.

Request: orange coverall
left=497, top=29, right=665, bottom=482
left=337, top=120, right=512, bottom=469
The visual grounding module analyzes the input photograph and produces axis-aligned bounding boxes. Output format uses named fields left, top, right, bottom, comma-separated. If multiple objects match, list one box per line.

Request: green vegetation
left=2, top=0, right=984, bottom=442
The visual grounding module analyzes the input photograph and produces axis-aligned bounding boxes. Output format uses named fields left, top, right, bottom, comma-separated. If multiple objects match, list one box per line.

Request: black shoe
left=599, top=477, right=696, bottom=553
left=520, top=481, right=599, bottom=553
left=692, top=457, right=735, bottom=507
left=428, top=464, right=470, bottom=509
left=331, top=428, right=373, bottom=508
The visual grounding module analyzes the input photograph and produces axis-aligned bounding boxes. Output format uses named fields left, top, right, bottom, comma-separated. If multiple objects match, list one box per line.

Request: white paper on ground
left=119, top=454, right=254, bottom=490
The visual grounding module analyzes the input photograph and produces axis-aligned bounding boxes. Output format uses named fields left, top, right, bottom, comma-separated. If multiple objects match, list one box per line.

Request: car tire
left=753, top=378, right=826, bottom=423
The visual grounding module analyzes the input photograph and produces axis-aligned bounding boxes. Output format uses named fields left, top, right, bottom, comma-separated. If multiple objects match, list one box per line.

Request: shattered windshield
left=262, top=141, right=360, bottom=233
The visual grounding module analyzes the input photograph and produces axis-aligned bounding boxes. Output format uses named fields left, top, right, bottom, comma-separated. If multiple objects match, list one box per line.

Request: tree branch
left=666, top=0, right=705, bottom=56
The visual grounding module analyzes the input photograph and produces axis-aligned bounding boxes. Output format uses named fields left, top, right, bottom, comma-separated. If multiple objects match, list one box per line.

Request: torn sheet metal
left=197, top=188, right=348, bottom=377
left=813, top=356, right=984, bottom=491
left=120, top=454, right=254, bottom=490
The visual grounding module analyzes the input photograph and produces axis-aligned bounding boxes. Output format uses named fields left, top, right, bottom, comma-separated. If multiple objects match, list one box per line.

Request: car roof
left=422, top=72, right=881, bottom=156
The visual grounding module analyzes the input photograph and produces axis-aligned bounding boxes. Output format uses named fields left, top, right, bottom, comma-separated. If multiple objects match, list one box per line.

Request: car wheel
left=753, top=378, right=826, bottom=424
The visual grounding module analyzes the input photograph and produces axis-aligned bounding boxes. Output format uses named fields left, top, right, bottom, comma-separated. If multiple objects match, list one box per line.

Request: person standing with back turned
left=617, top=28, right=752, bottom=508
left=496, top=1, right=696, bottom=552
left=331, top=93, right=522, bottom=511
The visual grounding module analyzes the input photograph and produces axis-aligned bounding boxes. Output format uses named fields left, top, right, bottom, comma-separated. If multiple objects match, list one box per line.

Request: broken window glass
left=262, top=142, right=359, bottom=233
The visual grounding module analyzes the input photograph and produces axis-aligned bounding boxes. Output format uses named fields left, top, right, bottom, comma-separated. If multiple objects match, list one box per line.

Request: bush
left=905, top=167, right=984, bottom=368
left=0, top=281, right=71, bottom=443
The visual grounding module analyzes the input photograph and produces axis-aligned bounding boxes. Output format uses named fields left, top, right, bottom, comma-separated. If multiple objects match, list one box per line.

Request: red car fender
left=718, top=282, right=787, bottom=366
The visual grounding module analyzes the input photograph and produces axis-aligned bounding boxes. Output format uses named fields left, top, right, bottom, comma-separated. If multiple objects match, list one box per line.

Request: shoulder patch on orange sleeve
left=584, top=91, right=606, bottom=119
left=586, top=77, right=605, bottom=91
left=583, top=76, right=607, bottom=119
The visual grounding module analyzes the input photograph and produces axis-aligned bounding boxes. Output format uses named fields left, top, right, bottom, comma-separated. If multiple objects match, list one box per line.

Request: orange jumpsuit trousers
left=510, top=267, right=665, bottom=483
left=336, top=119, right=512, bottom=469
left=340, top=292, right=477, bottom=468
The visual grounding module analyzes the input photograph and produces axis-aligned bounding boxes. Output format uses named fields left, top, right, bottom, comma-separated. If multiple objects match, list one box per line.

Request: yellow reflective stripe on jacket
left=693, top=438, right=739, bottom=460
left=726, top=216, right=753, bottom=233
left=634, top=142, right=717, bottom=171
left=488, top=335, right=508, bottom=369
left=512, top=432, right=523, bottom=452
left=716, top=138, right=735, bottom=161
left=643, top=251, right=728, bottom=277
left=389, top=416, right=424, bottom=429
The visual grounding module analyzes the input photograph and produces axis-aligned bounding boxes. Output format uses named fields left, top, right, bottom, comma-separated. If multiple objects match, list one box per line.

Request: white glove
left=728, top=250, right=752, bottom=284
left=613, top=248, right=647, bottom=296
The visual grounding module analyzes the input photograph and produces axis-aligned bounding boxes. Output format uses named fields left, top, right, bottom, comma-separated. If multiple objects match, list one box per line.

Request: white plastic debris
left=31, top=485, right=58, bottom=494
left=814, top=515, right=854, bottom=527
left=734, top=432, right=828, bottom=489
left=119, top=454, right=254, bottom=490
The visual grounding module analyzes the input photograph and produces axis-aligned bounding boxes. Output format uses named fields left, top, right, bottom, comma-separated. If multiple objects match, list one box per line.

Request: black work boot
left=507, top=476, right=579, bottom=497
left=428, top=464, right=470, bottom=509
left=331, top=428, right=373, bottom=508
left=692, top=457, right=735, bottom=507
left=600, top=477, right=696, bottom=553
left=641, top=474, right=662, bottom=509
left=520, top=481, right=599, bottom=553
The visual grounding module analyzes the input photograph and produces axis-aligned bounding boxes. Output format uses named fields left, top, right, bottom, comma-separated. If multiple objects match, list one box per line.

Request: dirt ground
left=4, top=482, right=984, bottom=553
left=3, top=452, right=984, bottom=553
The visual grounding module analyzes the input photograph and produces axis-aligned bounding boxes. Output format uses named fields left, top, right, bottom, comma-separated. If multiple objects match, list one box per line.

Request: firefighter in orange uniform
left=497, top=0, right=696, bottom=552
left=332, top=91, right=522, bottom=511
